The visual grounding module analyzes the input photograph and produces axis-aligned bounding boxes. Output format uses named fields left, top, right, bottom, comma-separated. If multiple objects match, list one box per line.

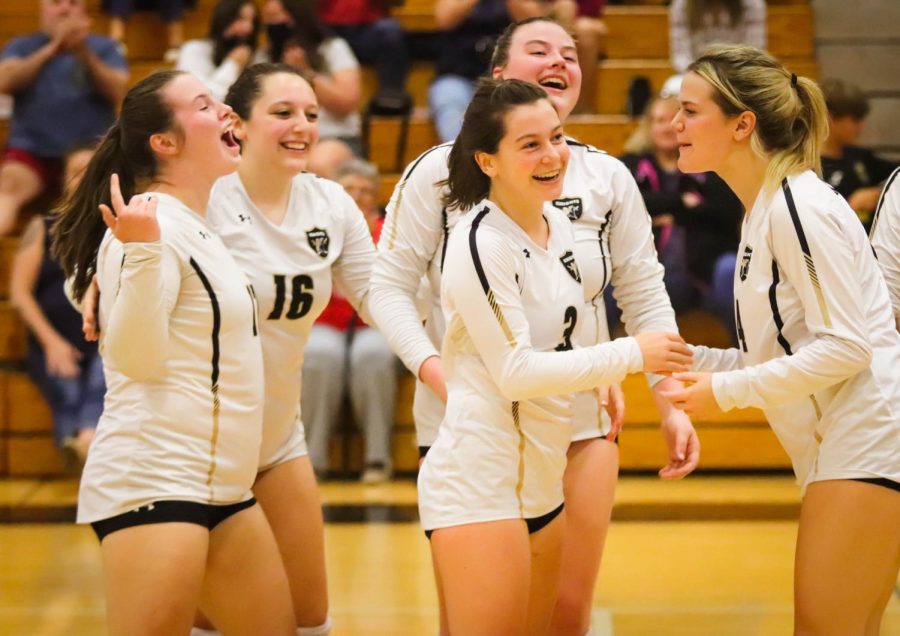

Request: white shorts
left=259, top=417, right=309, bottom=473
left=571, top=389, right=611, bottom=442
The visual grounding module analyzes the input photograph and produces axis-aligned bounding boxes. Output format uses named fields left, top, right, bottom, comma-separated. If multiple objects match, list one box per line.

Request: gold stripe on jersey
left=512, top=401, right=525, bottom=517
left=488, top=289, right=517, bottom=346
left=783, top=180, right=833, bottom=329
left=810, top=395, right=823, bottom=423
left=803, top=255, right=833, bottom=328
left=206, top=386, right=221, bottom=494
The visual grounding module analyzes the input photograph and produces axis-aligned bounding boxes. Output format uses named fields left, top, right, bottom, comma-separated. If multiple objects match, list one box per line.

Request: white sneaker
left=360, top=463, right=392, bottom=484
left=163, top=47, right=181, bottom=64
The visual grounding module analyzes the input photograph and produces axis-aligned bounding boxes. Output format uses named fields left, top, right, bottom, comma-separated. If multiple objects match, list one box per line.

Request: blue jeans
left=331, top=19, right=409, bottom=96
left=26, top=347, right=105, bottom=445
left=428, top=75, right=475, bottom=142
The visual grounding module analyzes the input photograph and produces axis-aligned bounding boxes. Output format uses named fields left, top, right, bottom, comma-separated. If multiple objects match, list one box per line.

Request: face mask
left=266, top=22, right=292, bottom=62
left=221, top=35, right=250, bottom=53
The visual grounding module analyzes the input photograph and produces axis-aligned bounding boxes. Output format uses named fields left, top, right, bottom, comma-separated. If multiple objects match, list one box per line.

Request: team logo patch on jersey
left=306, top=228, right=330, bottom=258
left=560, top=250, right=582, bottom=283
left=552, top=198, right=583, bottom=221
left=739, top=245, right=753, bottom=281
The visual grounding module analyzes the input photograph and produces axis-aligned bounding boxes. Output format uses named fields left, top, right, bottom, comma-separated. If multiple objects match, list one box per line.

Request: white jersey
left=417, top=202, right=643, bottom=531
left=79, top=193, right=264, bottom=523
left=208, top=172, right=375, bottom=469
left=870, top=167, right=900, bottom=329
left=370, top=139, right=676, bottom=446
left=692, top=172, right=900, bottom=490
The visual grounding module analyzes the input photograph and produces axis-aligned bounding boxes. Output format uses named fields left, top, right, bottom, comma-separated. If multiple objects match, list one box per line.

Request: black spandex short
left=91, top=498, right=257, bottom=542
left=851, top=477, right=900, bottom=493
left=425, top=503, right=565, bottom=540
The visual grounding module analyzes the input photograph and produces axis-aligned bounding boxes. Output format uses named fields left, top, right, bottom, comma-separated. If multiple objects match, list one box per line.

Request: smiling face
left=159, top=73, right=241, bottom=178
left=234, top=72, right=319, bottom=175
left=478, top=99, right=569, bottom=205
left=494, top=21, right=581, bottom=122
left=41, top=0, right=84, bottom=32
left=671, top=72, right=742, bottom=174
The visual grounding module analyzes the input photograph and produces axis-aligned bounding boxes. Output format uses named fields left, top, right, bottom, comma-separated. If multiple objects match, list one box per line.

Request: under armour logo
left=198, top=230, right=211, bottom=240
left=238, top=213, right=251, bottom=224
left=523, top=248, right=531, bottom=258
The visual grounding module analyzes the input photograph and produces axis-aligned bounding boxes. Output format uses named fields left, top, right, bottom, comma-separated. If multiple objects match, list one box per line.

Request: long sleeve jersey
left=691, top=172, right=900, bottom=488
left=78, top=193, right=264, bottom=523
left=870, top=167, right=900, bottom=329
left=207, top=172, right=376, bottom=466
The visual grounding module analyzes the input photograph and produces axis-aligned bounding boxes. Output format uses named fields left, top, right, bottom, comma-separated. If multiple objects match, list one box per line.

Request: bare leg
left=166, top=21, right=184, bottom=49
left=431, top=519, right=531, bottom=635
left=199, top=503, right=295, bottom=635
left=254, top=456, right=330, bottom=628
left=526, top=512, right=567, bottom=635
left=0, top=160, right=43, bottom=236
left=100, top=523, right=209, bottom=636
left=794, top=479, right=900, bottom=636
left=108, top=17, right=126, bottom=43
left=550, top=437, right=619, bottom=634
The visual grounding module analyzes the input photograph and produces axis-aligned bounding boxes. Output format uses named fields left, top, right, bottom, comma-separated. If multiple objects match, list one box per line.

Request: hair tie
left=790, top=73, right=798, bottom=87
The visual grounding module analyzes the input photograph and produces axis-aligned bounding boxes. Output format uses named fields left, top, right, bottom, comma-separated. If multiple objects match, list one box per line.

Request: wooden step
left=367, top=114, right=637, bottom=173
left=0, top=238, right=17, bottom=300
left=2, top=370, right=60, bottom=477
left=0, top=302, right=26, bottom=363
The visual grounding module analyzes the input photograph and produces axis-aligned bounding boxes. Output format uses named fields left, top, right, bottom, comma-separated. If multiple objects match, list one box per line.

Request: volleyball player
left=369, top=17, right=700, bottom=635
left=870, top=167, right=900, bottom=329
left=420, top=77, right=692, bottom=635
left=661, top=45, right=900, bottom=635
left=52, top=70, right=295, bottom=636
left=94, top=64, right=376, bottom=636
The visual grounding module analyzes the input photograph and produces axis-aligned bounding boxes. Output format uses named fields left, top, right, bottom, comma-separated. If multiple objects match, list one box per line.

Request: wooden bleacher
left=0, top=0, right=807, bottom=477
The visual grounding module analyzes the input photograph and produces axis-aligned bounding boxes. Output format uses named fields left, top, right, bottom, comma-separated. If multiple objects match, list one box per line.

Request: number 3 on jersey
left=268, top=274, right=314, bottom=320
left=555, top=306, right=578, bottom=352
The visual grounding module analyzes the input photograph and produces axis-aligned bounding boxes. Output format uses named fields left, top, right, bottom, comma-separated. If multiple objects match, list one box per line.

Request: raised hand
left=634, top=332, right=693, bottom=375
left=99, top=174, right=160, bottom=244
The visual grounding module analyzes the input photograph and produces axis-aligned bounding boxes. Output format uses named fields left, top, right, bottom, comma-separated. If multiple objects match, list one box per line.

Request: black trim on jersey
left=869, top=166, right=900, bottom=238
left=439, top=207, right=449, bottom=272
left=246, top=285, right=259, bottom=336
left=782, top=179, right=832, bottom=327
left=735, top=299, right=748, bottom=353
left=189, top=258, right=222, bottom=491
left=469, top=206, right=492, bottom=293
left=400, top=142, right=453, bottom=183
left=768, top=260, right=792, bottom=355
left=597, top=209, right=613, bottom=294
left=565, top=138, right=605, bottom=154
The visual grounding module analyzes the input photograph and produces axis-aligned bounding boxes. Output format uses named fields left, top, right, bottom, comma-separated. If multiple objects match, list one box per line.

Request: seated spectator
left=317, top=0, right=412, bottom=115
left=0, top=0, right=128, bottom=237
left=429, top=0, right=546, bottom=142
left=176, top=0, right=259, bottom=101
left=302, top=159, right=398, bottom=483
left=668, top=0, right=766, bottom=77
left=821, top=79, right=898, bottom=231
left=616, top=95, right=743, bottom=341
left=9, top=146, right=105, bottom=469
left=260, top=0, right=363, bottom=159
left=552, top=0, right=608, bottom=114
left=103, top=0, right=190, bottom=62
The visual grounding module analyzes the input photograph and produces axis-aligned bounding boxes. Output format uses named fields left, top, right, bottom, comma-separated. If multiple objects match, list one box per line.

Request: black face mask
left=221, top=35, right=250, bottom=54
left=266, top=22, right=292, bottom=62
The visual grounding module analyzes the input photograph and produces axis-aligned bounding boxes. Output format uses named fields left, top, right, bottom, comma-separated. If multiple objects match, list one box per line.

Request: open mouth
left=221, top=130, right=240, bottom=148
left=533, top=170, right=561, bottom=182
left=281, top=141, right=310, bottom=152
left=538, top=76, right=568, bottom=91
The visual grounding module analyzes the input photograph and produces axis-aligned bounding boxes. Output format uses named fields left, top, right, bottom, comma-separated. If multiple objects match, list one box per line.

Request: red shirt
left=315, top=215, right=383, bottom=331
left=317, top=0, right=385, bottom=26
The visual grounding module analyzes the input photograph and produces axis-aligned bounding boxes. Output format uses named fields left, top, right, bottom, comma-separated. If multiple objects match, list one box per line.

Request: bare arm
left=0, top=40, right=59, bottom=94
left=75, top=44, right=128, bottom=106
left=434, top=0, right=479, bottom=30
left=311, top=67, right=362, bottom=117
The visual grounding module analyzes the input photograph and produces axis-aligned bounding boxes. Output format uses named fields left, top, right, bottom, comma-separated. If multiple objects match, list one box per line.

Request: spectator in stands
left=617, top=95, right=742, bottom=342
left=176, top=0, right=260, bottom=100
left=669, top=0, right=766, bottom=74
left=0, top=0, right=128, bottom=237
left=552, top=0, right=607, bottom=113
left=429, top=0, right=549, bottom=142
left=260, top=0, right=364, bottom=159
left=821, top=79, right=898, bottom=231
left=302, top=158, right=398, bottom=483
left=317, top=0, right=412, bottom=115
left=9, top=145, right=104, bottom=469
left=103, top=0, right=190, bottom=62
